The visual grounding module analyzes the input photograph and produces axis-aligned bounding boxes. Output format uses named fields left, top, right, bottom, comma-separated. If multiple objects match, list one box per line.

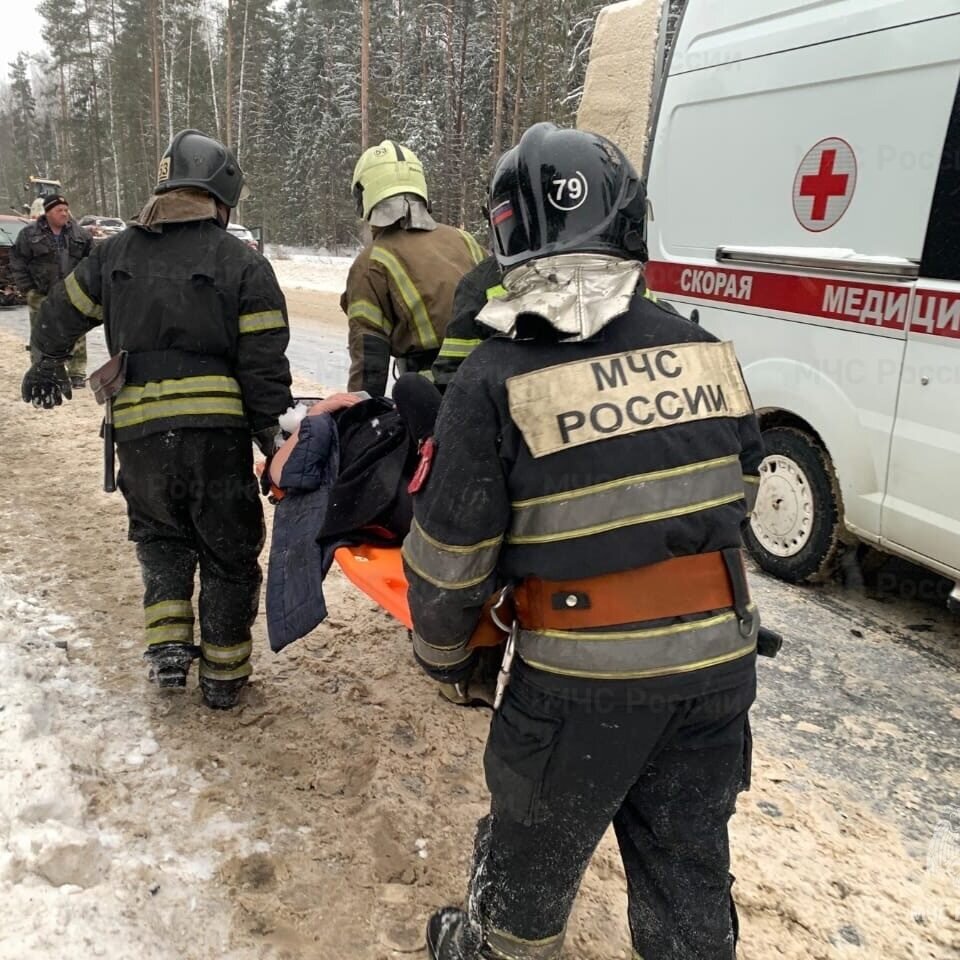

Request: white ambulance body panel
left=644, top=0, right=960, bottom=582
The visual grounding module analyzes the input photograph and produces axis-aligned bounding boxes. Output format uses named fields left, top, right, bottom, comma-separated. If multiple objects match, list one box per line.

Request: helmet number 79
left=548, top=172, right=589, bottom=211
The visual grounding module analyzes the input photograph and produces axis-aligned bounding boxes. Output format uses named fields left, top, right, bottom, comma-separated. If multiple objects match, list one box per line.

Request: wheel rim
left=751, top=453, right=815, bottom=558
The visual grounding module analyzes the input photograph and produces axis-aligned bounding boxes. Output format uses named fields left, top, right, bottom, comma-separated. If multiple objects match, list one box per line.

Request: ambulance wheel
left=746, top=426, right=843, bottom=584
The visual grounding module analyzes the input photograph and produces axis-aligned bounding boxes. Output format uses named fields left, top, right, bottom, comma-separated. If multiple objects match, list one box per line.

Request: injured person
left=265, top=375, right=499, bottom=706
left=264, top=374, right=441, bottom=652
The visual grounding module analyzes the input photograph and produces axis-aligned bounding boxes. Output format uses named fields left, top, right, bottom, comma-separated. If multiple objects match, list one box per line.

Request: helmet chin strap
left=214, top=201, right=231, bottom=228
left=622, top=228, right=648, bottom=261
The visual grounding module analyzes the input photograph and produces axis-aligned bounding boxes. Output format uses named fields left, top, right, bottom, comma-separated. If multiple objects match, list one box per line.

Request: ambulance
left=580, top=0, right=960, bottom=608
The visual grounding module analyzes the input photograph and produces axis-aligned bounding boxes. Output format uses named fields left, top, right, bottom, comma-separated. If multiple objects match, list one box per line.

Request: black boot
left=144, top=643, right=199, bottom=688
left=426, top=908, right=493, bottom=960
left=199, top=676, right=247, bottom=710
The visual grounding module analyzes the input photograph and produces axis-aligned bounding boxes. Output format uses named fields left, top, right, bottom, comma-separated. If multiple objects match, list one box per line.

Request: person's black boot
left=199, top=676, right=247, bottom=710
left=144, top=643, right=199, bottom=688
left=426, top=908, right=493, bottom=960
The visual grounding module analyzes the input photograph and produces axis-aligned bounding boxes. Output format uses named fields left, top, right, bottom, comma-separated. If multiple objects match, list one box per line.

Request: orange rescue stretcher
left=334, top=543, right=413, bottom=630
left=332, top=543, right=506, bottom=650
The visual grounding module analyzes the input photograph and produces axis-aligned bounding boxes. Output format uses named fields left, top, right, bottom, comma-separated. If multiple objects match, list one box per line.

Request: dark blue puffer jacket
left=266, top=413, right=340, bottom=652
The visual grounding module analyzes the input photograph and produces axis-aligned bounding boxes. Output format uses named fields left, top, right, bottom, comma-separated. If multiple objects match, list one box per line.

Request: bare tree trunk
left=397, top=0, right=404, bottom=101
left=236, top=0, right=249, bottom=161
left=204, top=0, right=221, bottom=138
left=107, top=0, right=122, bottom=213
left=160, top=0, right=173, bottom=141
left=455, top=1, right=472, bottom=225
left=82, top=0, right=108, bottom=212
left=58, top=64, right=70, bottom=172
left=225, top=0, right=233, bottom=147
left=150, top=0, right=162, bottom=166
left=105, top=54, right=122, bottom=214
left=492, top=0, right=510, bottom=159
left=420, top=16, right=428, bottom=93
left=539, top=0, right=547, bottom=119
left=511, top=0, right=529, bottom=146
left=186, top=22, right=193, bottom=127
left=360, top=0, right=370, bottom=150
left=440, top=0, right=455, bottom=218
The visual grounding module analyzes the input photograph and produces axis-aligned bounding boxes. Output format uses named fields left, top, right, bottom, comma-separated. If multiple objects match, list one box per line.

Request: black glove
left=21, top=357, right=72, bottom=409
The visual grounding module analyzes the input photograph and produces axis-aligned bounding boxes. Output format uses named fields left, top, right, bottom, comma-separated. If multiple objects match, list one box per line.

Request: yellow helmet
left=351, top=140, right=428, bottom=220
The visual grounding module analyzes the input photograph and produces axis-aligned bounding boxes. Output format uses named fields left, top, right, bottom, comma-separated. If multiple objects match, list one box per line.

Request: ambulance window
left=921, top=80, right=960, bottom=282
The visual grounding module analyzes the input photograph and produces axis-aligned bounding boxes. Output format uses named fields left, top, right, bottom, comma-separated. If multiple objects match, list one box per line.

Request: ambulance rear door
left=881, top=73, right=960, bottom=574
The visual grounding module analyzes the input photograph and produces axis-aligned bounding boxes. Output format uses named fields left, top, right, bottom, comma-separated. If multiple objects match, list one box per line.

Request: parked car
left=78, top=215, right=126, bottom=243
left=227, top=223, right=260, bottom=251
left=0, top=214, right=29, bottom=307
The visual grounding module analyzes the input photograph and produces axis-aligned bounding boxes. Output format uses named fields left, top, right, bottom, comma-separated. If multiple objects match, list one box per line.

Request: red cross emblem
left=792, top=138, right=857, bottom=233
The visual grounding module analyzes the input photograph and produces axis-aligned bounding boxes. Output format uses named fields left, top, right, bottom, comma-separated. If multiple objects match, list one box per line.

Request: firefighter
left=403, top=123, right=765, bottom=960
left=10, top=193, right=92, bottom=387
left=21, top=129, right=292, bottom=710
left=341, top=139, right=485, bottom=395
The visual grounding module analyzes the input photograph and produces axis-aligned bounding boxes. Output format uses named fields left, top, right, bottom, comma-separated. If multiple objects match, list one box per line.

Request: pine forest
left=0, top=0, right=615, bottom=247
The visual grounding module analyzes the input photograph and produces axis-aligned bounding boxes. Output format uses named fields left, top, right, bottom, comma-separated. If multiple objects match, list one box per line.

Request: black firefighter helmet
left=488, top=122, right=647, bottom=270
left=154, top=129, right=248, bottom=208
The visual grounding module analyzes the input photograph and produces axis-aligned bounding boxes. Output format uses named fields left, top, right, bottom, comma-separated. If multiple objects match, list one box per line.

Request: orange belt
left=468, top=550, right=742, bottom=648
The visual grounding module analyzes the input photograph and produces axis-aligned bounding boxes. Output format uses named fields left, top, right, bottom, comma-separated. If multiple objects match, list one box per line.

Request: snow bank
left=268, top=253, right=353, bottom=295
left=0, top=577, right=233, bottom=959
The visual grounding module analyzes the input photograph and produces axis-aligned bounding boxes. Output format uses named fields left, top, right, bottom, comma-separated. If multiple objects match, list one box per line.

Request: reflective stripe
left=412, top=631, right=473, bottom=670
left=64, top=272, right=103, bottom=320
left=199, top=659, right=252, bottom=681
left=486, top=926, right=564, bottom=960
left=238, top=309, right=286, bottom=334
left=486, top=284, right=508, bottom=300
left=370, top=247, right=438, bottom=349
left=402, top=519, right=502, bottom=590
left=146, top=623, right=195, bottom=646
left=114, top=375, right=244, bottom=429
left=459, top=230, right=486, bottom=265
left=517, top=608, right=758, bottom=680
left=200, top=639, right=252, bottom=665
left=743, top=475, right=760, bottom=512
left=116, top=375, right=241, bottom=405
left=644, top=287, right=659, bottom=303
left=437, top=337, right=482, bottom=359
left=508, top=457, right=744, bottom=545
left=348, top=298, right=392, bottom=335
left=144, top=599, right=193, bottom=627
left=114, top=395, right=245, bottom=429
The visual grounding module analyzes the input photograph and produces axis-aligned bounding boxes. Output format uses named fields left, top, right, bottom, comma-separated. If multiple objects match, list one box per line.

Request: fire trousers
left=117, top=428, right=265, bottom=683
left=469, top=661, right=755, bottom=960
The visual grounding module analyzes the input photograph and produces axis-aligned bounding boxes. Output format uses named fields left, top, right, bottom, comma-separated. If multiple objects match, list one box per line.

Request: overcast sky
left=2, top=2, right=45, bottom=78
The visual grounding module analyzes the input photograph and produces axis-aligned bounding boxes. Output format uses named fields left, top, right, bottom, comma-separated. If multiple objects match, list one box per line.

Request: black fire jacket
left=403, top=283, right=764, bottom=695
left=33, top=219, right=292, bottom=442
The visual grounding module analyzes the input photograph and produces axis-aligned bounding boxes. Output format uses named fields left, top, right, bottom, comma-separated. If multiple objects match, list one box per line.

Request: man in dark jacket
left=10, top=194, right=92, bottom=386
left=21, top=130, right=293, bottom=710
left=405, top=123, right=765, bottom=960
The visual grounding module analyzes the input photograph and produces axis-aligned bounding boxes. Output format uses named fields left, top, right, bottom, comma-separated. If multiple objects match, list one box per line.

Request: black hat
left=43, top=194, right=69, bottom=213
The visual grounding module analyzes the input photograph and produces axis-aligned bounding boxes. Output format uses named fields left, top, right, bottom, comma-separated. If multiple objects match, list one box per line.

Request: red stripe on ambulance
left=646, top=260, right=960, bottom=340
